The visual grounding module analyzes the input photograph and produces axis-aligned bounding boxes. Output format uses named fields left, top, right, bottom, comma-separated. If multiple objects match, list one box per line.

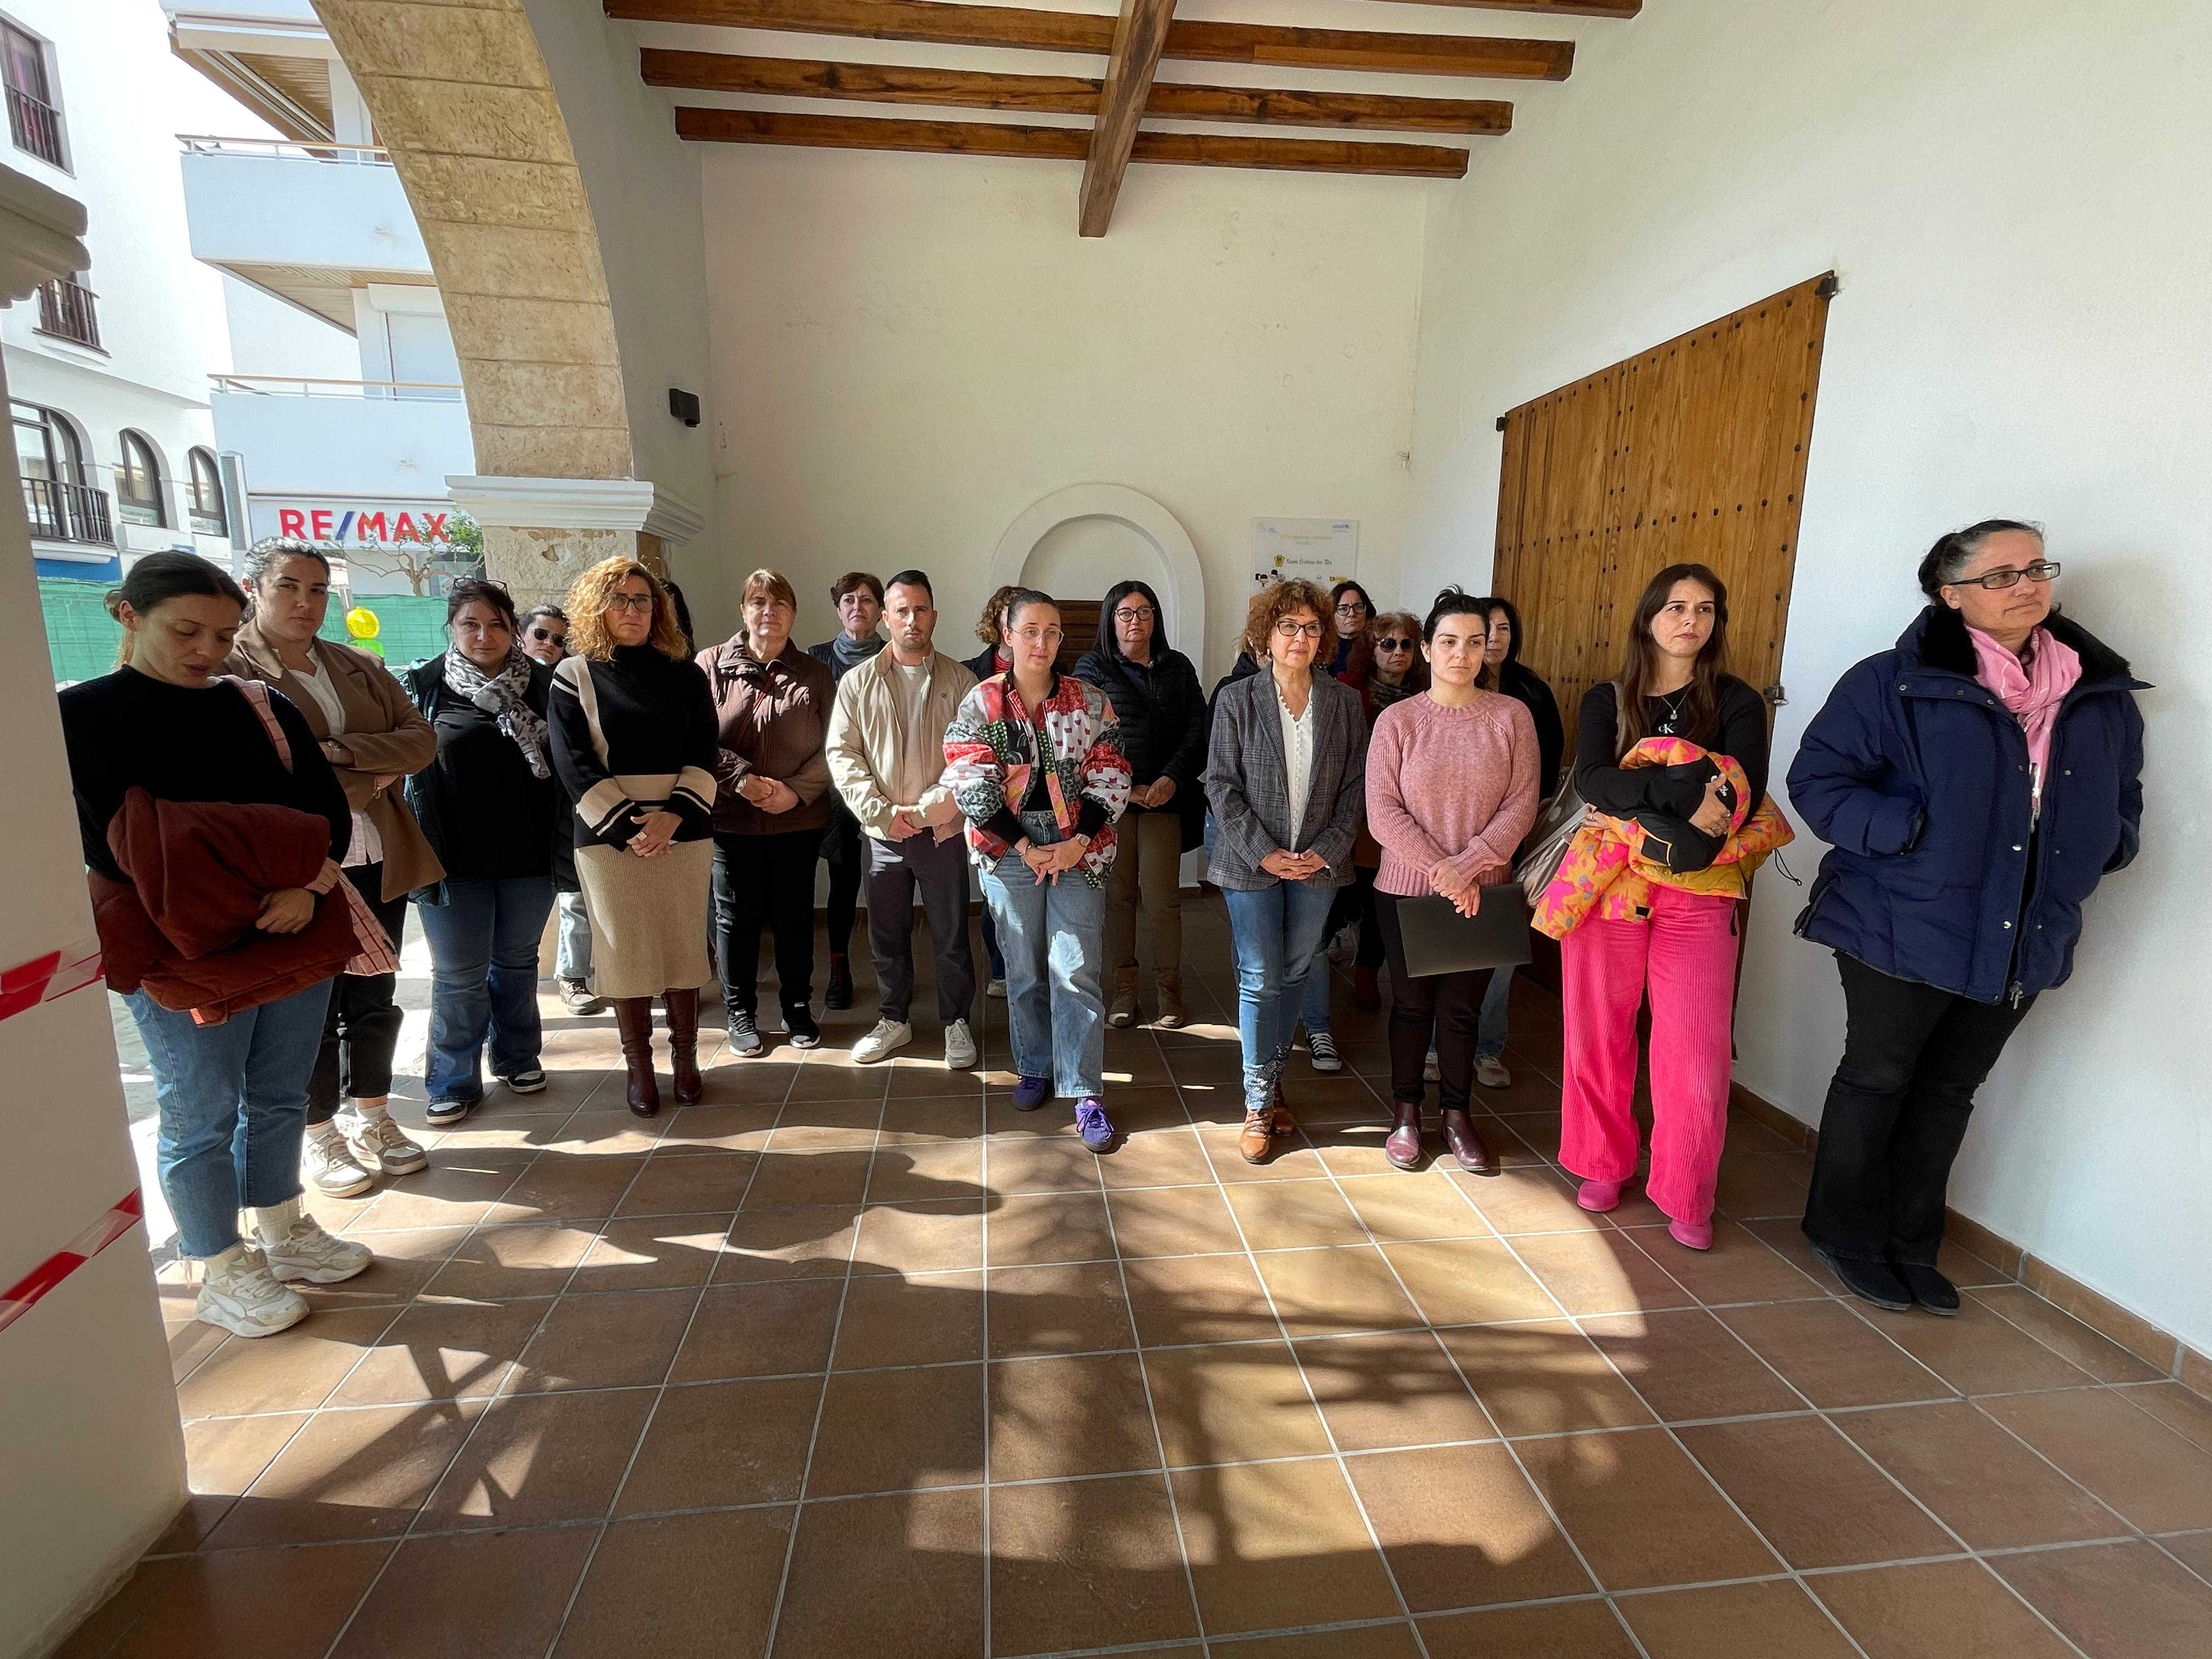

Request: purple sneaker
left=1012, top=1075, right=1051, bottom=1112
left=1075, top=1097, right=1115, bottom=1152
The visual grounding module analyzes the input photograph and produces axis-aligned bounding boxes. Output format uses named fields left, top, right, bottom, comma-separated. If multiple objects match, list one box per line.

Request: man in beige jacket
left=825, top=569, right=979, bottom=1066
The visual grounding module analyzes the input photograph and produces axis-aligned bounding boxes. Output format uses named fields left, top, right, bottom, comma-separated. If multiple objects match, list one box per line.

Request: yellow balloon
left=346, top=606, right=381, bottom=640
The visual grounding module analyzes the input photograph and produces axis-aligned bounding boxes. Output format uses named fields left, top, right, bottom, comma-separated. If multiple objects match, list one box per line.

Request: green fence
left=40, top=578, right=453, bottom=686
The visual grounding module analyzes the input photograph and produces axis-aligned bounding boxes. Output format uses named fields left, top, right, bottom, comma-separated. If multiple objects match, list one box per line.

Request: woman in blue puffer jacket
left=1788, top=520, right=2145, bottom=1317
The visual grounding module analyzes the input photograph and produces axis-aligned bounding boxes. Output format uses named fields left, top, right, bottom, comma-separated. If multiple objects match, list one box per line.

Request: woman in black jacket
left=1075, top=579, right=1207, bottom=1029
left=400, top=579, right=560, bottom=1126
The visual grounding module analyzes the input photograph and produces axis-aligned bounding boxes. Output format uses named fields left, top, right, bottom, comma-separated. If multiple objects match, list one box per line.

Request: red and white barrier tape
left=0, top=935, right=104, bottom=1024
left=0, top=1189, right=145, bottom=1337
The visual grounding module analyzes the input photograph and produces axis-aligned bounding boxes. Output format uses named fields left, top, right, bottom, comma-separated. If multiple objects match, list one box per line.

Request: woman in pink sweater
left=1365, top=590, right=1541, bottom=1172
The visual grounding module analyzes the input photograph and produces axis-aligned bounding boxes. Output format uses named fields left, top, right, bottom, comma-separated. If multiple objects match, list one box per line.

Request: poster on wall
left=1252, top=518, right=1358, bottom=590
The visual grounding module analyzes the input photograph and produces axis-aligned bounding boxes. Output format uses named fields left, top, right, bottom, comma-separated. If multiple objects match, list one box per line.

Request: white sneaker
left=196, top=1242, right=309, bottom=1338
left=343, top=1109, right=428, bottom=1176
left=249, top=1198, right=374, bottom=1284
left=943, top=1018, right=977, bottom=1070
left=303, top=1129, right=374, bottom=1197
left=1475, top=1055, right=1512, bottom=1090
left=985, top=978, right=1007, bottom=999
left=853, top=1018, right=912, bottom=1065
left=1424, top=1046, right=1440, bottom=1083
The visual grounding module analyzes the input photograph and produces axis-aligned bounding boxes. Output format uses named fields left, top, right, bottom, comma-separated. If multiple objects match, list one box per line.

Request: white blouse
left=1277, top=677, right=1316, bottom=845
left=290, top=655, right=383, bottom=869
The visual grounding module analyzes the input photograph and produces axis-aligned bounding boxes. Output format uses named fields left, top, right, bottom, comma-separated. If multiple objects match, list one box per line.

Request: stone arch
left=990, top=484, right=1208, bottom=677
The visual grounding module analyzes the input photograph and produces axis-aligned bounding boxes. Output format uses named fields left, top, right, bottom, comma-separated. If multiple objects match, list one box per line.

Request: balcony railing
left=22, top=477, right=114, bottom=545
left=7, top=86, right=63, bottom=168
left=35, top=275, right=99, bottom=349
left=178, top=134, right=392, bottom=167
left=211, top=374, right=463, bottom=403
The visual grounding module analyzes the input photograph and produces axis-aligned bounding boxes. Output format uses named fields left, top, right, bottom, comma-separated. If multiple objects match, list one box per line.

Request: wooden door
left=1493, top=274, right=1834, bottom=768
left=1054, top=599, right=1102, bottom=672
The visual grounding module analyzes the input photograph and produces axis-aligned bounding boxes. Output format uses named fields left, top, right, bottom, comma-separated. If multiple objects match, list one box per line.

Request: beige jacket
left=825, top=646, right=978, bottom=843
left=223, top=621, right=444, bottom=899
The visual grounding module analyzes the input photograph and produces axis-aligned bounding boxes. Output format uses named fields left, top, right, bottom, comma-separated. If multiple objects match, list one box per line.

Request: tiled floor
left=64, top=896, right=2212, bottom=1658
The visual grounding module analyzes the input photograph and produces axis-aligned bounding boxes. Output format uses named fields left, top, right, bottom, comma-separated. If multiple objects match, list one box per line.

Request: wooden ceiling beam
left=674, top=106, right=1470, bottom=177
left=607, top=0, right=1575, bottom=81
left=1355, top=0, right=1637, bottom=14
left=641, top=49, right=1514, bottom=134
left=1080, top=0, right=1176, bottom=237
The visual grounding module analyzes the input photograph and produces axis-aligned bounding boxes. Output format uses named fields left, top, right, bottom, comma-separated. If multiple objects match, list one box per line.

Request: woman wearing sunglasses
left=1336, top=610, right=1426, bottom=1012
left=1791, top=522, right=2143, bottom=1315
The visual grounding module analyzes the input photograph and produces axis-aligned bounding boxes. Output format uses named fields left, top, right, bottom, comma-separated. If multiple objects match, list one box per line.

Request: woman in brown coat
left=228, top=539, right=441, bottom=1197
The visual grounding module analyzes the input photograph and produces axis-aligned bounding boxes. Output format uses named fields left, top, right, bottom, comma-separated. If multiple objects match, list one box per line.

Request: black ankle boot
left=1893, top=1261, right=1959, bottom=1316
left=1812, top=1244, right=1911, bottom=1312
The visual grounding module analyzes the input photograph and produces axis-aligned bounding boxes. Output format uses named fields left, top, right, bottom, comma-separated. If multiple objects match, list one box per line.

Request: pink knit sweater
left=1366, top=691, right=1541, bottom=898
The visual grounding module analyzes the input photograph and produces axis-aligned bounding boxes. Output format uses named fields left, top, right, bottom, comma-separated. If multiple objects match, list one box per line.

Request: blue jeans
left=1477, top=963, right=1514, bottom=1060
left=556, top=890, right=593, bottom=982
left=979, top=810, right=1107, bottom=1098
left=128, top=979, right=334, bottom=1259
left=417, top=876, right=554, bottom=1104
left=1223, top=879, right=1338, bottom=1111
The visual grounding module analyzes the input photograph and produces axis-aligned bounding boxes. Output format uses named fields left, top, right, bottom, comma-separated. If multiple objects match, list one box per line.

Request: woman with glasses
left=550, top=559, right=720, bottom=1115
left=945, top=591, right=1131, bottom=1152
left=1326, top=580, right=1376, bottom=680
left=964, top=583, right=1024, bottom=997
left=1791, top=522, right=2142, bottom=1314
left=1206, top=580, right=1368, bottom=1164
left=1076, top=579, right=1207, bottom=1030
left=400, top=579, right=561, bottom=1125
left=1339, top=610, right=1426, bottom=1012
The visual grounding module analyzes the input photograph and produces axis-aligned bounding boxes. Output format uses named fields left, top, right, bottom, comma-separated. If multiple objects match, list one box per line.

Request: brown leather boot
left=1441, top=1107, right=1496, bottom=1175
left=1385, top=1099, right=1424, bottom=1170
left=663, top=988, right=704, bottom=1105
left=1154, top=972, right=1187, bottom=1030
left=613, top=997, right=661, bottom=1117
left=1269, top=1077, right=1296, bottom=1137
left=1238, top=1108, right=1273, bottom=1165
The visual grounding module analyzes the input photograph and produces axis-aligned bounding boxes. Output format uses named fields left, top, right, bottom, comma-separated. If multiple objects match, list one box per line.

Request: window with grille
left=2, top=22, right=62, bottom=168
left=15, top=402, right=110, bottom=544
left=187, top=448, right=227, bottom=536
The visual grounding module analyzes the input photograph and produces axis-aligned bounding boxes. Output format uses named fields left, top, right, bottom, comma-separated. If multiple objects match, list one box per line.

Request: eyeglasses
left=1275, top=619, right=1324, bottom=640
left=1012, top=625, right=1064, bottom=645
left=1951, top=560, right=2061, bottom=590
left=1334, top=602, right=1368, bottom=617
left=1376, top=637, right=1415, bottom=651
left=1113, top=607, right=1155, bottom=624
left=606, top=593, right=656, bottom=612
left=527, top=627, right=565, bottom=643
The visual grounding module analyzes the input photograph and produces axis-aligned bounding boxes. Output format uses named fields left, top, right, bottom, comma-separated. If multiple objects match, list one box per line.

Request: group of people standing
left=61, top=514, right=2142, bottom=1339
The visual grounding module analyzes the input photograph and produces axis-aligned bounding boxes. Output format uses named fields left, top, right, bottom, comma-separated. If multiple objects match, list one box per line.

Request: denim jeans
left=128, top=979, right=334, bottom=1259
left=1223, top=878, right=1338, bottom=1111
left=979, top=810, right=1107, bottom=1098
left=555, top=890, right=593, bottom=982
left=417, top=875, right=554, bottom=1104
left=1476, top=963, right=1514, bottom=1061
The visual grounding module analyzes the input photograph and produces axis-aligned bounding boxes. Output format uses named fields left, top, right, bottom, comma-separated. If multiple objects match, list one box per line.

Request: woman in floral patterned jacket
left=943, top=590, right=1132, bottom=1151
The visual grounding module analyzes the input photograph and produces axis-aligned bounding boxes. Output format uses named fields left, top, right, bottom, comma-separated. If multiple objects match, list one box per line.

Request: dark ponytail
left=1917, top=520, right=2043, bottom=598
left=106, top=551, right=246, bottom=666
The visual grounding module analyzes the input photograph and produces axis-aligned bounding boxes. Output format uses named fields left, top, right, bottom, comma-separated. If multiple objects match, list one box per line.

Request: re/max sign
left=276, top=507, right=453, bottom=543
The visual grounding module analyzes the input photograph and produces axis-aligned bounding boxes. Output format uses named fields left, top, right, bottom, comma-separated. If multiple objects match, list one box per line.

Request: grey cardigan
left=1203, top=669, right=1367, bottom=890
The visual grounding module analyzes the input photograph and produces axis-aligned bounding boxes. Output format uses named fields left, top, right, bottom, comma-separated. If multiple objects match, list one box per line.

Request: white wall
left=219, top=273, right=357, bottom=379
left=1404, top=0, right=2211, bottom=1351
left=698, top=148, right=1427, bottom=679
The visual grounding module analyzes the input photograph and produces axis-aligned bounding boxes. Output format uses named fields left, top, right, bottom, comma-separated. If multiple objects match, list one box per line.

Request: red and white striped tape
left=0, top=935, right=104, bottom=1024
left=0, top=1189, right=145, bottom=1337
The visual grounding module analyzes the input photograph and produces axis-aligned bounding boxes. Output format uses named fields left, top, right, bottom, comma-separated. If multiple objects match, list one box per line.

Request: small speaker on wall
left=669, top=388, right=701, bottom=427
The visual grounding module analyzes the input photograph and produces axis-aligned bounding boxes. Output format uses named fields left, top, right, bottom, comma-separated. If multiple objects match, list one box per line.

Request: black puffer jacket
left=1074, top=588, right=1209, bottom=853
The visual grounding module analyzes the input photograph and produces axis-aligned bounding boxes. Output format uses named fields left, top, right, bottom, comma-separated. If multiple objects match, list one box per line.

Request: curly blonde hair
left=975, top=583, right=1023, bottom=648
left=565, top=557, right=689, bottom=662
left=1242, top=578, right=1336, bottom=664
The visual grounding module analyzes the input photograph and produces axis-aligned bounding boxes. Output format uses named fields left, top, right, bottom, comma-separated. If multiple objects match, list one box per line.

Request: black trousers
left=1376, top=893, right=1493, bottom=1115
left=307, top=864, right=410, bottom=1124
left=713, top=828, right=820, bottom=1020
left=824, top=811, right=863, bottom=958
left=1803, top=953, right=2035, bottom=1266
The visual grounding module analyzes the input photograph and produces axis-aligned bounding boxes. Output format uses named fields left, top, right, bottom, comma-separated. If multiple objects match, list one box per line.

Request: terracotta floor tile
left=295, top=1224, right=471, bottom=1311
left=206, top=1401, right=483, bottom=1548
left=1741, top=1215, right=1837, bottom=1285
left=326, top=1298, right=545, bottom=1407
left=418, top=1221, right=596, bottom=1302
left=1331, top=1172, right=1489, bottom=1244
left=1170, top=1457, right=1403, bottom=1636
left=1107, top=1183, right=1245, bottom=1259
left=614, top=1151, right=757, bottom=1216
left=741, top=1148, right=874, bottom=1210
left=574, top=1212, right=730, bottom=1290
left=833, top=1269, right=984, bottom=1368
left=1227, top=1179, right=1370, bottom=1250
left=1583, top=1308, right=1803, bottom=1421
left=1967, top=1285, right=2169, bottom=1383
left=51, top=1559, right=187, bottom=1659
left=986, top=1261, right=1136, bottom=1358
left=1875, top=1297, right=2102, bottom=1396
left=1121, top=1251, right=1280, bottom=1347
left=768, top=1094, right=883, bottom=1148
left=849, top=1198, right=984, bottom=1275
left=772, top=1488, right=984, bottom=1659
left=1144, top=1340, right=1334, bottom=1468
left=1836, top=1400, right=2129, bottom=1548
left=988, top=1474, right=1199, bottom=1655
left=1991, top=1540, right=2212, bottom=1659
left=159, top=1412, right=311, bottom=1550
left=1382, top=1238, right=1558, bottom=1328
left=330, top=1525, right=595, bottom=1659
left=1618, top=1580, right=1859, bottom=1659
left=504, top=1287, right=696, bottom=1393
left=614, top=1375, right=820, bottom=1513
left=986, top=1190, right=1117, bottom=1266
left=2158, top=1529, right=2212, bottom=1578
left=1449, top=1165, right=1606, bottom=1236
left=981, top=1132, right=1105, bottom=1195
left=484, top=1154, right=647, bottom=1224
left=876, top=1096, right=985, bottom=1142
left=990, top=1350, right=1164, bottom=1480
left=419, top=1386, right=654, bottom=1527
left=656, top=1101, right=780, bottom=1153
left=1516, top=1427, right=1779, bottom=1590
left=1348, top=1441, right=1593, bottom=1611
left=1711, top=1146, right=1811, bottom=1220
left=1420, top=1599, right=1639, bottom=1659
left=1097, top=1085, right=1195, bottom=1135
left=1231, top=1627, right=1425, bottom=1659
left=1199, top=1127, right=1334, bottom=1183
left=1097, top=1126, right=1217, bottom=1190
left=1675, top=1413, right=1957, bottom=1567
left=551, top=1509, right=790, bottom=1659
left=811, top=1362, right=985, bottom=1496
left=715, top=1204, right=858, bottom=1280
left=783, top=1059, right=891, bottom=1104
left=884, top=1059, right=989, bottom=1101
left=1505, top=1227, right=1691, bottom=1317
left=1616, top=1221, right=1824, bottom=1306
left=1438, top=1319, right=1656, bottom=1436
left=101, top=1542, right=393, bottom=1659
left=1717, top=1300, right=1955, bottom=1408
left=348, top=1153, right=531, bottom=1231
left=2121, top=1380, right=2212, bottom=1455
left=1810, top=1559, right=2093, bottom=1659
left=1981, top=1386, right=2212, bottom=1532
left=1252, top=1244, right=1424, bottom=1338
left=672, top=1278, right=843, bottom=1380
left=864, top=1137, right=984, bottom=1203
left=174, top=1307, right=400, bottom=1418
left=1296, top=1330, right=1497, bottom=1451
left=166, top=1316, right=228, bottom=1386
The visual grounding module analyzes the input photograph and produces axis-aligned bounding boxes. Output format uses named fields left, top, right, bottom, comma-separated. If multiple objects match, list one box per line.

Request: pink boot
left=1577, top=1178, right=1622, bottom=1214
left=1667, top=1216, right=1714, bottom=1251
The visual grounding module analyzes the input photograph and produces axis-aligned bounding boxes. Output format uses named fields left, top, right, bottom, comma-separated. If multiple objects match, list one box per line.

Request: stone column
left=447, top=476, right=703, bottom=614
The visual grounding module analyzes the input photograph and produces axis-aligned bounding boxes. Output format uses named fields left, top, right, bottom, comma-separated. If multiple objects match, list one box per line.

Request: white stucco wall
left=1404, top=0, right=2210, bottom=1351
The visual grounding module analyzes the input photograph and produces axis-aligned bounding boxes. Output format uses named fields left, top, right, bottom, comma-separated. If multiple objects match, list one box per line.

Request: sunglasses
left=1376, top=636, right=1415, bottom=651
left=527, top=627, right=565, bottom=642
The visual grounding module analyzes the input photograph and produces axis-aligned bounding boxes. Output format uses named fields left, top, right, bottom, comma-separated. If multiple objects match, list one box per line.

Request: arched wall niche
left=989, top=484, right=1208, bottom=679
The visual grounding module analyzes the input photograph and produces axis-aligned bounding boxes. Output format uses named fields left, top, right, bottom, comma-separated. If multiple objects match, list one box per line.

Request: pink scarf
left=1968, top=624, right=2081, bottom=809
